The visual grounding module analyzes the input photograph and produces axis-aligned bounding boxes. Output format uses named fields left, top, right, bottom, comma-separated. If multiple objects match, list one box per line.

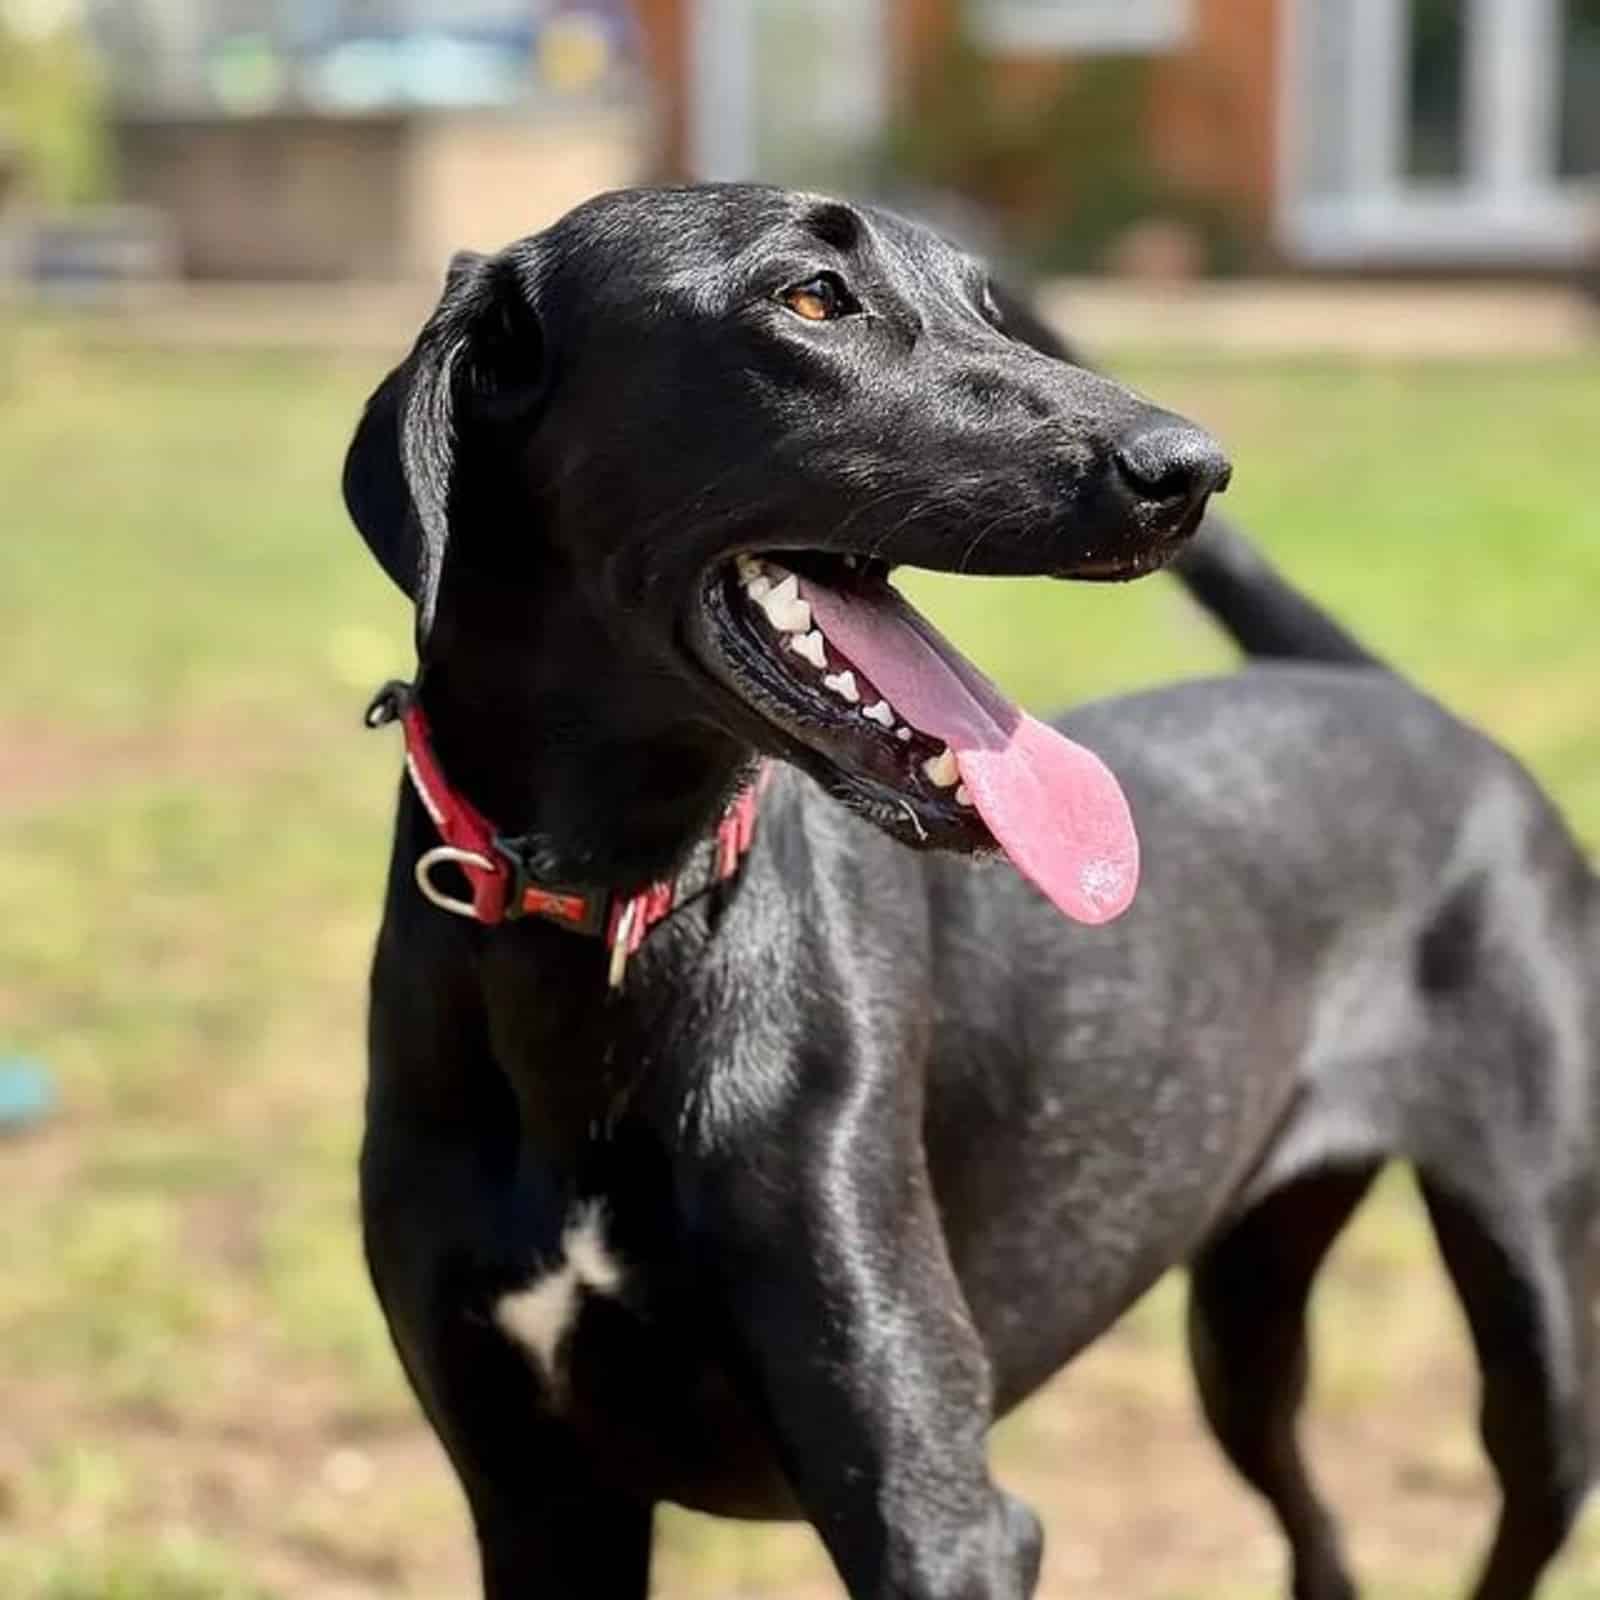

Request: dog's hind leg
left=1187, top=1164, right=1382, bottom=1600
left=1417, top=1169, right=1596, bottom=1600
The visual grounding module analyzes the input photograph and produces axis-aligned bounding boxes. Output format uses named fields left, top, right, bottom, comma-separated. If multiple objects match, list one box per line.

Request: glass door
left=1281, top=0, right=1598, bottom=265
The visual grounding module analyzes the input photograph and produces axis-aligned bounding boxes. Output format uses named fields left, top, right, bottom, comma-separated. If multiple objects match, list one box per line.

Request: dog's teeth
left=761, top=574, right=812, bottom=633
left=843, top=555, right=859, bottom=570
left=745, top=575, right=772, bottom=602
left=922, top=747, right=959, bottom=788
left=822, top=669, right=859, bottom=704
left=790, top=629, right=827, bottom=669
left=896, top=725, right=913, bottom=742
left=862, top=699, right=894, bottom=727
left=955, top=784, right=973, bottom=807
left=736, top=554, right=764, bottom=583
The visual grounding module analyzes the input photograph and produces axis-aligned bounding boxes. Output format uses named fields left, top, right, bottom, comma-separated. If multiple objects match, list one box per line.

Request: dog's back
left=1168, top=514, right=1600, bottom=1172
left=1139, top=516, right=1600, bottom=1599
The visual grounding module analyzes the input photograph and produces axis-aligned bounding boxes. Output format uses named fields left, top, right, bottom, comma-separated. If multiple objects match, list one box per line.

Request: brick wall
left=627, top=0, right=1282, bottom=257
left=630, top=0, right=687, bottom=176
left=1147, top=0, right=1280, bottom=229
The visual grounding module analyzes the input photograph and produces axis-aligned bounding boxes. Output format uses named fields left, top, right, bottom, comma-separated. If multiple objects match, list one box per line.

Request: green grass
left=1, top=322, right=1597, bottom=1598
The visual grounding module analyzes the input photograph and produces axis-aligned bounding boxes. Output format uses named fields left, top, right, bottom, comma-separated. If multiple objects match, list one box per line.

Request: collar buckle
left=494, top=836, right=610, bottom=936
left=364, top=679, right=414, bottom=729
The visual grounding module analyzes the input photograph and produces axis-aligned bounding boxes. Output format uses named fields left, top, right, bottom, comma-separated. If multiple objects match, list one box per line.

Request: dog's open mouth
left=693, top=553, right=1140, bottom=925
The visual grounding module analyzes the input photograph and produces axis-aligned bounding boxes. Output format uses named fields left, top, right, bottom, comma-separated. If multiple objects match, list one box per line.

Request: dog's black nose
left=1114, top=421, right=1232, bottom=519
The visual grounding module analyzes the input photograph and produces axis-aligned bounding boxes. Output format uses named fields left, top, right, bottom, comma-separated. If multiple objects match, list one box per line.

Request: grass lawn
left=1, top=319, right=1597, bottom=1599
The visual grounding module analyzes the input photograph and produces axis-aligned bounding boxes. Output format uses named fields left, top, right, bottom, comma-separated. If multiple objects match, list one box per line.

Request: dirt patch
left=0, top=1266, right=1565, bottom=1600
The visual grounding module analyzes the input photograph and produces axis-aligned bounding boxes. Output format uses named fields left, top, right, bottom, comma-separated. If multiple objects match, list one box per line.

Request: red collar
left=366, top=682, right=767, bottom=988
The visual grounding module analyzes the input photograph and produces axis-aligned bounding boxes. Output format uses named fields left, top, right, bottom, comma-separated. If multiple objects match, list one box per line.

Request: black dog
left=342, top=185, right=1596, bottom=1599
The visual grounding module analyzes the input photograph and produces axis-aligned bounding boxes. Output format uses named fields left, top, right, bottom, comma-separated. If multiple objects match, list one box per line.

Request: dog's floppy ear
left=342, top=246, right=546, bottom=638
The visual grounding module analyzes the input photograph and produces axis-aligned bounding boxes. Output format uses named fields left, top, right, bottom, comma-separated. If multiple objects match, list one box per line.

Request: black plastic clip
left=364, top=679, right=415, bottom=730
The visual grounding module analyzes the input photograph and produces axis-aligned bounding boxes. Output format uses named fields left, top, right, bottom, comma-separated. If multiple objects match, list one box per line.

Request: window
left=1559, top=0, right=1600, bottom=176
left=1406, top=0, right=1468, bottom=180
left=1281, top=0, right=1595, bottom=265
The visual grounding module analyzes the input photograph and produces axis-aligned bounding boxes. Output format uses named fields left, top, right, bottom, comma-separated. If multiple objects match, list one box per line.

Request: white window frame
left=687, top=0, right=755, bottom=181
left=1278, top=0, right=1599, bottom=265
left=687, top=0, right=889, bottom=182
left=968, top=0, right=1192, bottom=55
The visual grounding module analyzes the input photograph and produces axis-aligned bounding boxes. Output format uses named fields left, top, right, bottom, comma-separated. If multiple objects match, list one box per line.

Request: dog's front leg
left=684, top=1049, right=1041, bottom=1600
left=362, top=1102, right=653, bottom=1599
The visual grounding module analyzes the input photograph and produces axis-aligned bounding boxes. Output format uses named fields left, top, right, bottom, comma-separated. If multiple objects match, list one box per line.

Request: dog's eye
left=779, top=273, right=856, bottom=323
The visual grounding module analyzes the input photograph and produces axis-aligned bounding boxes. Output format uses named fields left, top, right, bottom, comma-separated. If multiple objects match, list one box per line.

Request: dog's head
left=345, top=184, right=1229, bottom=923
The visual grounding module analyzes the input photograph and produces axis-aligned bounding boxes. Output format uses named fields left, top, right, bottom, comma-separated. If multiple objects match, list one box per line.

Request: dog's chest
left=495, top=1199, right=626, bottom=1385
left=488, top=1191, right=795, bottom=1514
left=487, top=1142, right=699, bottom=1399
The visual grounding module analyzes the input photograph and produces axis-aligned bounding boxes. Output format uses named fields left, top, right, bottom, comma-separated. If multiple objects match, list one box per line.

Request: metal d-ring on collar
left=414, top=845, right=496, bottom=918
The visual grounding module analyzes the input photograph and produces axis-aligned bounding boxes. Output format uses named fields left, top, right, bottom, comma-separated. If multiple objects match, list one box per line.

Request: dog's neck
left=418, top=598, right=752, bottom=890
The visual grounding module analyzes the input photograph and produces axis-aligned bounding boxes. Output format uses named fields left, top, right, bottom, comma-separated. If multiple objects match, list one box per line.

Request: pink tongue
left=801, top=581, right=1139, bottom=925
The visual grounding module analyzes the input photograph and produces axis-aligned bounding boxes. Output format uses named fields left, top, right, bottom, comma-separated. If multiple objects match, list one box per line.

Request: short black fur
left=344, top=184, right=1598, bottom=1600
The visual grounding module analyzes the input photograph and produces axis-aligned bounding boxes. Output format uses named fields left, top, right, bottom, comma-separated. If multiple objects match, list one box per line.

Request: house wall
left=899, top=0, right=1281, bottom=241
left=406, top=108, right=644, bottom=276
left=114, top=115, right=412, bottom=279
left=116, top=107, right=647, bottom=280
left=638, top=0, right=1284, bottom=256
left=1147, top=0, right=1280, bottom=230
left=631, top=0, right=688, bottom=177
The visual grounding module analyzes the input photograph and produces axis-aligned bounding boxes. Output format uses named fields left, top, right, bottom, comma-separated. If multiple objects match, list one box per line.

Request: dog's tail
left=1172, top=513, right=1385, bottom=670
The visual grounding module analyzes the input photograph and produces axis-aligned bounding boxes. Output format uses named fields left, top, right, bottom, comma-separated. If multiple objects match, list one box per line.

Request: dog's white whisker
left=894, top=796, right=928, bottom=841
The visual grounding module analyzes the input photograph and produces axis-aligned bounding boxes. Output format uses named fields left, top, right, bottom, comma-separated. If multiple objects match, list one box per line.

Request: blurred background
left=1, top=2, right=1598, bottom=1596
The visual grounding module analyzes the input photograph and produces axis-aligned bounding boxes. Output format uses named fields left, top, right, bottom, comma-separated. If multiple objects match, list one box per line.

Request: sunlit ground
left=2, top=323, right=1597, bottom=1597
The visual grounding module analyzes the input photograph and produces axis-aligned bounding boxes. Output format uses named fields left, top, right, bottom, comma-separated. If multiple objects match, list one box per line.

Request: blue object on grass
left=0, top=1058, right=57, bottom=1132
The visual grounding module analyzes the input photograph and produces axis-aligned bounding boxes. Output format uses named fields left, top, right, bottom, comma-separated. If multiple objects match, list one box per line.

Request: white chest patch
left=496, top=1201, right=624, bottom=1383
